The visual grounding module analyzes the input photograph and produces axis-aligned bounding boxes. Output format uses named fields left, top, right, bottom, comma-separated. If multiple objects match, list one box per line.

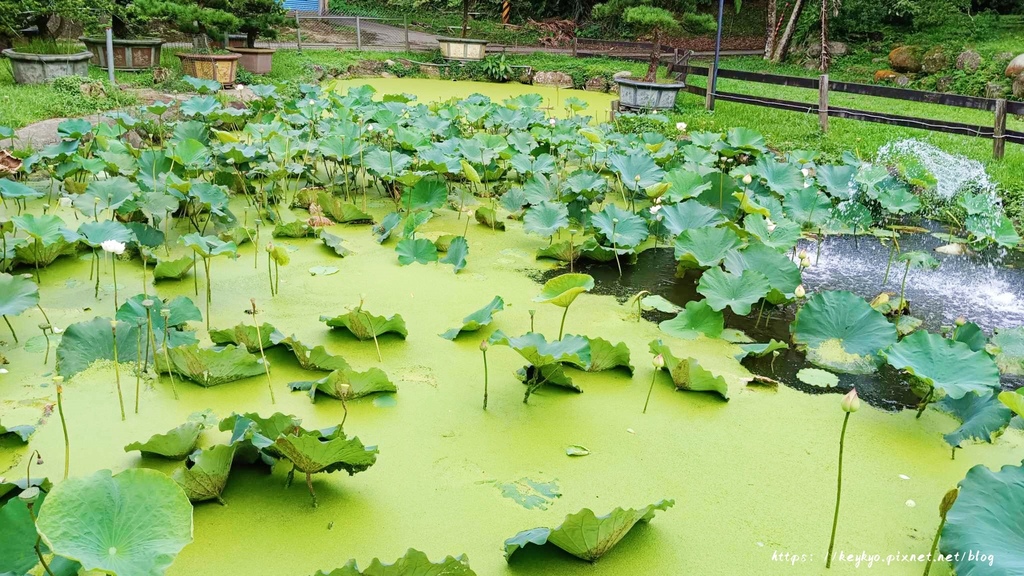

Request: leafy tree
left=1, top=0, right=110, bottom=46
left=623, top=6, right=680, bottom=81
left=136, top=0, right=240, bottom=47
left=235, top=0, right=287, bottom=47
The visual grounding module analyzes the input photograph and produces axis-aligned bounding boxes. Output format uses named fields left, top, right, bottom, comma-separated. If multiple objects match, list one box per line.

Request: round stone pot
left=437, top=37, right=488, bottom=61
left=176, top=53, right=241, bottom=87
left=80, top=37, right=163, bottom=71
left=2, top=49, right=93, bottom=85
left=227, top=47, right=275, bottom=75
left=614, top=78, right=686, bottom=111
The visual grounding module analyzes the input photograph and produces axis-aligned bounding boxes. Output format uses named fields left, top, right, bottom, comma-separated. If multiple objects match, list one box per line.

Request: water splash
left=876, top=139, right=996, bottom=200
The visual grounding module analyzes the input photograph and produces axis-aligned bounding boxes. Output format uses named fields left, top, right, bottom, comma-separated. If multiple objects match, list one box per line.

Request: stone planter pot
left=437, top=37, right=488, bottom=61
left=227, top=34, right=248, bottom=49
left=176, top=53, right=241, bottom=87
left=2, top=49, right=92, bottom=85
left=227, top=47, right=275, bottom=75
left=614, top=78, right=686, bottom=111
left=80, top=37, right=163, bottom=71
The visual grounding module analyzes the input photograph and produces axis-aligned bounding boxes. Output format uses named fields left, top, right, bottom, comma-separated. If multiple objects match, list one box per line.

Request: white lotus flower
left=235, top=84, right=245, bottom=91
left=548, top=118, right=557, bottom=126
left=676, top=121, right=687, bottom=132
left=100, top=240, right=126, bottom=255
left=742, top=174, right=752, bottom=185
left=649, top=205, right=662, bottom=214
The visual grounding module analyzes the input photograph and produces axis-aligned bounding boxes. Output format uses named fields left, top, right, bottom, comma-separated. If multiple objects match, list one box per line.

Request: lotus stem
left=362, top=310, right=383, bottom=362
left=55, top=379, right=69, bottom=479
left=134, top=328, right=142, bottom=414
left=529, top=309, right=535, bottom=333
left=267, top=249, right=275, bottom=297
left=143, top=306, right=154, bottom=373
left=41, top=326, right=50, bottom=365
left=916, top=387, right=934, bottom=419
left=568, top=231, right=574, bottom=274
left=141, top=254, right=148, bottom=298
left=643, top=369, right=658, bottom=414
left=305, top=471, right=317, bottom=508
left=882, top=241, right=897, bottom=285
left=899, top=260, right=911, bottom=308
left=826, top=412, right=851, bottom=568
left=2, top=315, right=17, bottom=343
left=611, top=219, right=622, bottom=278
left=251, top=299, right=276, bottom=405
left=203, top=259, right=212, bottom=331
left=93, top=252, right=100, bottom=297
left=339, top=388, right=349, bottom=430
left=481, top=343, right=489, bottom=410
left=36, top=304, right=51, bottom=327
left=111, top=322, right=125, bottom=421
left=274, top=261, right=280, bottom=295
left=110, top=254, right=119, bottom=311
left=558, top=306, right=570, bottom=340
left=33, top=238, right=41, bottom=282
left=192, top=253, right=199, bottom=296
left=161, top=316, right=179, bottom=400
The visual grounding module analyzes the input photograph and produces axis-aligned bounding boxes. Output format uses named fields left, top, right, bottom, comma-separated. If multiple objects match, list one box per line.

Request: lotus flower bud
left=939, top=488, right=959, bottom=517
left=841, top=389, right=860, bottom=413
left=798, top=249, right=808, bottom=259
left=160, top=308, right=171, bottom=319
left=800, top=256, right=811, bottom=268
left=53, top=376, right=64, bottom=384
left=742, top=174, right=752, bottom=185
left=954, top=316, right=966, bottom=327
left=795, top=284, right=806, bottom=299
left=110, top=320, right=118, bottom=330
left=652, top=354, right=665, bottom=369
left=634, top=175, right=641, bottom=183
left=479, top=340, right=489, bottom=352
left=548, top=118, right=557, bottom=127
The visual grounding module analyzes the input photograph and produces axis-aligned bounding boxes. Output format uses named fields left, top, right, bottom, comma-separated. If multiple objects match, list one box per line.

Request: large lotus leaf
left=78, top=220, right=134, bottom=248
left=816, top=164, right=858, bottom=199
left=172, top=443, right=235, bottom=504
left=663, top=169, right=712, bottom=202
left=314, top=549, right=475, bottom=576
left=0, top=272, right=39, bottom=317
left=755, top=157, right=804, bottom=196
left=0, top=495, right=45, bottom=575
left=504, top=499, right=674, bottom=562
left=396, top=238, right=439, bottom=266
left=882, top=331, right=1000, bottom=399
left=321, top=308, right=408, bottom=340
left=439, top=235, right=469, bottom=273
left=474, top=207, right=505, bottom=231
left=219, top=412, right=302, bottom=459
left=791, top=291, right=897, bottom=374
left=744, top=214, right=802, bottom=252
left=989, top=327, right=1024, bottom=375
left=592, top=204, right=648, bottom=249
left=291, top=368, right=397, bottom=402
left=524, top=201, right=569, bottom=238
left=649, top=340, right=731, bottom=400
left=274, top=429, right=378, bottom=475
left=55, top=317, right=141, bottom=379
left=935, top=391, right=1013, bottom=448
left=115, top=295, right=200, bottom=350
left=406, top=178, right=447, bottom=212
left=154, top=344, right=265, bottom=387
left=783, top=188, right=832, bottom=228
left=898, top=250, right=939, bottom=270
left=659, top=200, right=725, bottom=236
left=941, top=463, right=1024, bottom=576
left=13, top=233, right=77, bottom=267
left=440, top=296, right=505, bottom=340
left=489, top=331, right=591, bottom=369
left=75, top=177, right=139, bottom=215
left=724, top=243, right=801, bottom=303
left=0, top=418, right=35, bottom=442
left=609, top=152, right=664, bottom=190
left=210, top=322, right=283, bottom=353
left=659, top=300, right=724, bottom=340
left=696, top=268, right=770, bottom=316
left=374, top=212, right=402, bottom=244
left=180, top=233, right=237, bottom=259
left=36, top=468, right=193, bottom=576
left=0, top=178, right=44, bottom=201
left=1000, top=390, right=1024, bottom=417
left=11, top=213, right=65, bottom=244
left=533, top=273, right=594, bottom=308
left=125, top=422, right=203, bottom=459
left=952, top=322, right=987, bottom=353
left=878, top=184, right=922, bottom=215
left=271, top=334, right=352, bottom=372
left=585, top=337, right=633, bottom=374
left=273, top=221, right=312, bottom=239
left=317, top=192, right=373, bottom=224
left=674, top=226, right=742, bottom=268
left=153, top=256, right=196, bottom=281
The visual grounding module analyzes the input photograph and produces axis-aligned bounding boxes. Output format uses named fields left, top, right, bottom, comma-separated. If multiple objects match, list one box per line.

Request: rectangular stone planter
left=614, top=78, right=686, bottom=111
left=176, top=53, right=241, bottom=87
left=80, top=37, right=163, bottom=71
left=2, top=49, right=93, bottom=85
left=437, top=38, right=488, bottom=62
left=227, top=47, right=275, bottom=75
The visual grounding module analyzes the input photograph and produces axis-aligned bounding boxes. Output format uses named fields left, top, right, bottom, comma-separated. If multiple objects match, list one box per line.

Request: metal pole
left=356, top=16, right=362, bottom=51
left=709, top=0, right=725, bottom=111
left=295, top=15, right=303, bottom=52
left=404, top=16, right=410, bottom=52
left=105, top=27, right=116, bottom=85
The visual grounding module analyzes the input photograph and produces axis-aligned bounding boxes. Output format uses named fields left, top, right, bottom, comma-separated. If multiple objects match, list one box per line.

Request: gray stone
left=955, top=50, right=981, bottom=73
left=935, top=75, right=954, bottom=92
left=584, top=76, right=608, bottom=92
left=985, top=81, right=1007, bottom=99
left=809, top=41, right=849, bottom=58
left=995, top=52, right=1014, bottom=63
left=894, top=74, right=911, bottom=86
left=534, top=71, right=574, bottom=88
left=1014, top=74, right=1024, bottom=99
left=1007, top=54, right=1024, bottom=78
left=922, top=47, right=947, bottom=74
left=612, top=71, right=632, bottom=79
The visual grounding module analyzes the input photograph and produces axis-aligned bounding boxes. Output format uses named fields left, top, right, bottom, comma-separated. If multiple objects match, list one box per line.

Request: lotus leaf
left=696, top=268, right=770, bottom=316
left=154, top=343, right=266, bottom=387
left=585, top=337, right=633, bottom=374
left=55, top=317, right=141, bottom=379
left=0, top=418, right=34, bottom=442
left=116, top=295, right=200, bottom=350
left=36, top=468, right=193, bottom=576
left=592, top=204, right=649, bottom=249
left=474, top=206, right=505, bottom=230
left=724, top=242, right=801, bottom=303
left=744, top=214, right=802, bottom=251
left=637, top=294, right=681, bottom=314
left=321, top=307, right=408, bottom=340
left=0, top=494, right=45, bottom=575
left=783, top=188, right=832, bottom=228
left=439, top=235, right=469, bottom=273
left=318, top=192, right=373, bottom=224
left=659, top=200, right=726, bottom=236
left=609, top=152, right=664, bottom=190
left=489, top=331, right=591, bottom=369
left=290, top=368, right=397, bottom=402
left=395, top=237, right=438, bottom=265
left=314, top=549, right=475, bottom=576
left=791, top=291, right=897, bottom=374
left=440, top=296, right=505, bottom=340
left=936, top=391, right=1013, bottom=448
left=153, top=256, right=195, bottom=281
left=272, top=334, right=352, bottom=372
left=533, top=273, right=594, bottom=308
left=663, top=169, right=712, bottom=202
left=755, top=157, right=804, bottom=196
left=210, top=322, right=283, bottom=353
left=816, top=164, right=858, bottom=199
left=882, top=331, right=1000, bottom=400
left=796, top=368, right=839, bottom=388
left=999, top=390, right=1024, bottom=417
left=274, top=429, right=378, bottom=504
left=951, top=321, right=987, bottom=353
left=273, top=221, right=313, bottom=238
left=659, top=300, right=724, bottom=339
left=0, top=178, right=44, bottom=201
left=407, top=178, right=447, bottom=212
left=0, top=272, right=39, bottom=318
left=941, top=463, right=1024, bottom=576
left=504, top=499, right=674, bottom=562
left=674, top=226, right=743, bottom=268
left=125, top=422, right=204, bottom=459
left=649, top=340, right=732, bottom=400
left=524, top=201, right=569, bottom=238
left=989, top=327, right=1024, bottom=375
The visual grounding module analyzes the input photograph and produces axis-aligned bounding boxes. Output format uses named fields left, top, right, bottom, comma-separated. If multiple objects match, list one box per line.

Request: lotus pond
left=1, top=77, right=1024, bottom=576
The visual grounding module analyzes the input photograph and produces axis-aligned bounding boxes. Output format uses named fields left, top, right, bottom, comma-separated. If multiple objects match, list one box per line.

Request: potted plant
left=1, top=0, right=103, bottom=85
left=136, top=0, right=241, bottom=86
left=81, top=0, right=164, bottom=71
left=226, top=0, right=286, bottom=75
left=612, top=6, right=687, bottom=111
left=437, top=0, right=488, bottom=62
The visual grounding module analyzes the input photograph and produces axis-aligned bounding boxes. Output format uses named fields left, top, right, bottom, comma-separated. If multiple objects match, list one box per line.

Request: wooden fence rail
left=670, top=62, right=1024, bottom=159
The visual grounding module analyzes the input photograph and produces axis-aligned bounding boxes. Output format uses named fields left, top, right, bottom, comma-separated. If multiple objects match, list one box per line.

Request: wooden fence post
left=572, top=37, right=578, bottom=58
left=705, top=60, right=717, bottom=111
left=356, top=17, right=362, bottom=51
left=295, top=15, right=303, bottom=52
left=404, top=16, right=410, bottom=52
left=994, top=98, right=1007, bottom=160
left=819, top=74, right=829, bottom=133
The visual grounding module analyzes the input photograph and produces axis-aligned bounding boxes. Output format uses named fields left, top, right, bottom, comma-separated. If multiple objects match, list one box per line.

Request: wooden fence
left=670, top=60, right=1024, bottom=159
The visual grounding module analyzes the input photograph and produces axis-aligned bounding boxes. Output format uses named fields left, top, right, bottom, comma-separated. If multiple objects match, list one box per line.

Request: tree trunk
left=645, top=27, right=662, bottom=82
left=819, top=0, right=830, bottom=71
left=771, top=0, right=805, bottom=63
left=764, top=0, right=777, bottom=59
left=247, top=31, right=257, bottom=48
left=461, top=0, right=471, bottom=38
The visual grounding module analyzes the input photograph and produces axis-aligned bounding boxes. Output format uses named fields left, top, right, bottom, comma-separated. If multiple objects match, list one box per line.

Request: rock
left=874, top=69, right=900, bottom=82
left=379, top=71, right=394, bottom=78
left=124, top=130, right=143, bottom=149
left=152, top=67, right=171, bottom=84
left=584, top=76, right=608, bottom=92
left=922, top=47, right=947, bottom=73
left=421, top=65, right=440, bottom=79
left=985, top=81, right=1007, bottom=99
left=1014, top=74, right=1024, bottom=98
left=533, top=71, right=573, bottom=88
left=894, top=75, right=911, bottom=86
left=383, top=59, right=396, bottom=66
left=803, top=60, right=819, bottom=70
left=935, top=75, right=954, bottom=92
left=1006, top=54, right=1024, bottom=77
left=80, top=81, right=106, bottom=98
left=955, top=50, right=981, bottom=73
left=807, top=41, right=847, bottom=59
left=889, top=46, right=922, bottom=73
left=995, top=51, right=1014, bottom=63
left=612, top=71, right=632, bottom=79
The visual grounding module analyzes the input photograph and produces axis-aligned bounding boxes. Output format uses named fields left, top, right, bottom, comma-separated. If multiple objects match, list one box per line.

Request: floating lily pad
left=791, top=291, right=897, bottom=374
left=796, top=368, right=839, bottom=388
left=585, top=337, right=633, bottom=374
left=153, top=256, right=195, bottom=281
left=319, top=231, right=351, bottom=257
left=475, top=207, right=505, bottom=230
left=55, top=317, right=141, bottom=379
left=210, top=322, right=282, bottom=353
left=659, top=299, right=724, bottom=340
left=882, top=330, right=1000, bottom=400
left=155, top=343, right=265, bottom=387
left=649, top=340, right=732, bottom=400
left=440, top=296, right=504, bottom=340
left=696, top=268, right=770, bottom=316
left=289, top=368, right=398, bottom=402
left=271, top=335, right=352, bottom=372
left=313, top=549, right=476, bottom=576
left=321, top=307, right=408, bottom=340
left=124, top=421, right=204, bottom=459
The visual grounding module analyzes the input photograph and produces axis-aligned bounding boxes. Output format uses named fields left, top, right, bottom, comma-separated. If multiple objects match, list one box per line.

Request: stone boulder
left=1014, top=74, right=1024, bottom=99
left=889, top=46, right=923, bottom=73
left=1007, top=54, right=1024, bottom=78
left=612, top=71, right=632, bottom=79
left=985, top=81, right=1007, bottom=99
left=894, top=75, right=911, bottom=86
left=584, top=76, right=608, bottom=92
left=874, top=69, right=900, bottom=82
left=534, top=71, right=574, bottom=88
left=922, top=47, right=948, bottom=74
left=955, top=50, right=981, bottom=72
left=807, top=41, right=849, bottom=59
left=935, top=75, right=954, bottom=92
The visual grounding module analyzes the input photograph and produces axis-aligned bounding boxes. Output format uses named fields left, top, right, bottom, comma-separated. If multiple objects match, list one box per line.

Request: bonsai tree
left=235, top=0, right=286, bottom=48
left=110, top=0, right=148, bottom=38
left=136, top=0, right=240, bottom=50
left=1, top=0, right=109, bottom=48
left=623, top=6, right=680, bottom=82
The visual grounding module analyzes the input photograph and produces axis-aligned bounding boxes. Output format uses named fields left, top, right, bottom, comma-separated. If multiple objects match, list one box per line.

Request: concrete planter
left=614, top=78, right=685, bottom=111
left=2, top=49, right=93, bottom=85
left=176, top=53, right=241, bottom=87
left=227, top=34, right=248, bottom=48
left=437, top=37, right=488, bottom=62
left=227, top=47, right=275, bottom=75
left=80, top=37, right=163, bottom=71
